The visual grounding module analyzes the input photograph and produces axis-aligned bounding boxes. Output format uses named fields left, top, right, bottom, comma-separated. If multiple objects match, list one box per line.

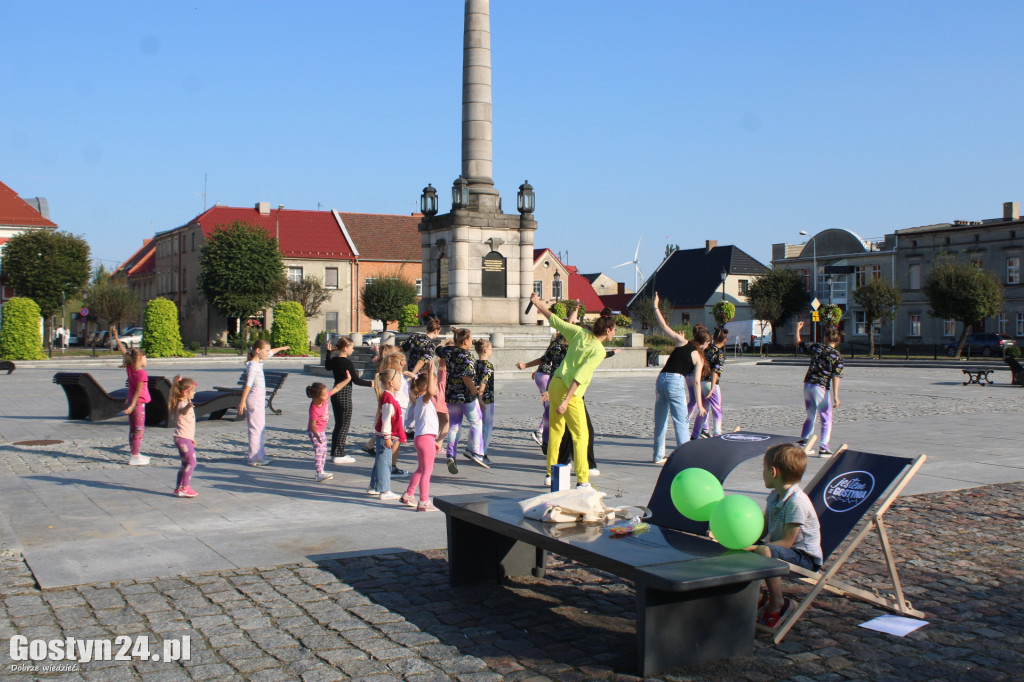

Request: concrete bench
left=53, top=372, right=170, bottom=426
left=214, top=369, right=289, bottom=415
left=0, top=361, right=14, bottom=374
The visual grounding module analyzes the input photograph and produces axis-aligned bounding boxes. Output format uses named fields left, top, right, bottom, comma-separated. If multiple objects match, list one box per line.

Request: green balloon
left=670, top=468, right=725, bottom=521
left=709, top=494, right=765, bottom=550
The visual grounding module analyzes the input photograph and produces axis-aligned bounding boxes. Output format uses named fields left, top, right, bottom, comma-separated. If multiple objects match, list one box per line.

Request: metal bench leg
left=634, top=577, right=759, bottom=677
left=446, top=516, right=544, bottom=586
left=267, top=393, right=283, bottom=415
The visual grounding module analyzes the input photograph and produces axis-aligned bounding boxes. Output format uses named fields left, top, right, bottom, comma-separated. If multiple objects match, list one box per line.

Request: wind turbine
left=613, top=237, right=644, bottom=292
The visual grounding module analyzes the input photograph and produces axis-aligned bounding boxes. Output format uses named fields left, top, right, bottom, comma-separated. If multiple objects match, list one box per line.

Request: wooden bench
left=214, top=369, right=289, bottom=415
left=189, top=388, right=244, bottom=422
left=961, top=368, right=997, bottom=386
left=0, top=360, right=15, bottom=374
left=53, top=372, right=171, bottom=427
left=434, top=433, right=799, bottom=676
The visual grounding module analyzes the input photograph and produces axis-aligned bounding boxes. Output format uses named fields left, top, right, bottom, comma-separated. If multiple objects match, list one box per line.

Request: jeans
left=653, top=372, right=689, bottom=461
left=480, top=401, right=494, bottom=455
left=445, top=401, right=482, bottom=457
left=369, top=435, right=393, bottom=493
left=801, top=383, right=833, bottom=448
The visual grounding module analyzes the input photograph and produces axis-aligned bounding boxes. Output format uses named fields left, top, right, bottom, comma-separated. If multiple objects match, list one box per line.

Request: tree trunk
left=868, top=331, right=875, bottom=358
left=955, top=325, right=971, bottom=359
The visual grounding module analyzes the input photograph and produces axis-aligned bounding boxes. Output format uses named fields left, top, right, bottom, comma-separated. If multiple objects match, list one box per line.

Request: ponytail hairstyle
left=169, top=375, right=197, bottom=410
left=248, top=338, right=270, bottom=361
left=334, top=336, right=353, bottom=353
left=452, top=328, right=472, bottom=346
left=599, top=307, right=613, bottom=318
left=824, top=327, right=841, bottom=344
left=692, top=323, right=711, bottom=346
left=305, top=382, right=328, bottom=401
left=122, top=347, right=145, bottom=370
left=713, top=326, right=729, bottom=344
left=380, top=353, right=404, bottom=373
left=592, top=315, right=616, bottom=338
left=411, top=371, right=430, bottom=397
left=374, top=368, right=399, bottom=402
left=425, top=317, right=442, bottom=333
left=473, top=338, right=492, bottom=357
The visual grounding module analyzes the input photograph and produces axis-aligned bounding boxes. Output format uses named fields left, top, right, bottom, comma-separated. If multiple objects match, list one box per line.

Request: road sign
left=80, top=307, right=89, bottom=317
left=812, top=312, right=820, bottom=322
left=810, top=298, right=821, bottom=311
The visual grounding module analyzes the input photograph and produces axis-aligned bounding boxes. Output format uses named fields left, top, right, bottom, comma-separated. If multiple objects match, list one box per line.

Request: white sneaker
left=653, top=457, right=667, bottom=466
left=332, top=456, right=356, bottom=464
left=128, top=455, right=150, bottom=466
left=315, top=472, right=334, bottom=482
left=589, top=469, right=600, bottom=477
left=576, top=482, right=592, bottom=489
left=544, top=475, right=552, bottom=486
left=378, top=491, right=399, bottom=501
left=530, top=431, right=543, bottom=446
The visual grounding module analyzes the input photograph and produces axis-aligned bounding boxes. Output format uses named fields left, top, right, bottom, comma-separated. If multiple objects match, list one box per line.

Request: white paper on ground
left=858, top=615, right=928, bottom=636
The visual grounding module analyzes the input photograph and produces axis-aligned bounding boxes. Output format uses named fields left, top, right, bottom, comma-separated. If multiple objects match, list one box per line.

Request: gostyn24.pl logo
left=9, top=635, right=190, bottom=665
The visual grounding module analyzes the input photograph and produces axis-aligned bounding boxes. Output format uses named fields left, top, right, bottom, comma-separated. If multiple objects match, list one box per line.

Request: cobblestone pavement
left=1, top=481, right=1021, bottom=681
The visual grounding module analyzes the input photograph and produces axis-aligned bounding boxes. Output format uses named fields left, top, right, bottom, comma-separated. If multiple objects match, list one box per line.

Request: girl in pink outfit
left=111, top=324, right=150, bottom=466
left=237, top=339, right=289, bottom=465
left=306, top=382, right=334, bottom=483
left=401, top=357, right=439, bottom=511
left=170, top=376, right=199, bottom=497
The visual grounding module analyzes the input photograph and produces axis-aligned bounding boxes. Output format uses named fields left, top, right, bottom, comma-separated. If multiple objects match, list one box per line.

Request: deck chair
left=762, top=448, right=927, bottom=643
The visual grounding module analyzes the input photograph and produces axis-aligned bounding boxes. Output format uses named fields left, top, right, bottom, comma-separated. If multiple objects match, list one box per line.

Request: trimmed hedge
left=271, top=301, right=309, bottom=354
left=0, top=297, right=46, bottom=360
left=141, top=298, right=192, bottom=358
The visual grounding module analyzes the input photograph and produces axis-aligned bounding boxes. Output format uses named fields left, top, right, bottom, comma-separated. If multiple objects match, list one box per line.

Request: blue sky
left=3, top=1, right=1023, bottom=283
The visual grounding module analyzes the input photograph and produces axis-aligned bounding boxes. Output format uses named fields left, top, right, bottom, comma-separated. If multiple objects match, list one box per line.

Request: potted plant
left=820, top=304, right=843, bottom=329
left=712, top=301, right=735, bottom=327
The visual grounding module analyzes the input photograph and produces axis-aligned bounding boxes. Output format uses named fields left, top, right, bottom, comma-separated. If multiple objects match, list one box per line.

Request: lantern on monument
left=517, top=180, right=535, bottom=214
left=420, top=184, right=438, bottom=217
left=452, top=176, right=469, bottom=209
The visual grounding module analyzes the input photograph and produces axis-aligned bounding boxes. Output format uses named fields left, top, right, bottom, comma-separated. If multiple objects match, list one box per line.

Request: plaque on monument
left=481, top=251, right=506, bottom=298
left=438, top=255, right=449, bottom=298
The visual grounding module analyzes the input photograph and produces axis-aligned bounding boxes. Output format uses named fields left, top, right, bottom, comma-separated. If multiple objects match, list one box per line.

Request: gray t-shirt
left=766, top=484, right=822, bottom=565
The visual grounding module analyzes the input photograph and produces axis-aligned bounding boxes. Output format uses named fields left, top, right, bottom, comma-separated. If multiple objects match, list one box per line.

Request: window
left=533, top=281, right=543, bottom=297
left=971, top=256, right=984, bottom=270
left=182, top=269, right=186, bottom=292
left=854, top=266, right=866, bottom=288
left=325, top=312, right=338, bottom=333
left=801, top=269, right=811, bottom=292
left=191, top=232, right=195, bottom=251
left=324, top=267, right=338, bottom=289
left=909, top=314, right=921, bottom=337
left=551, top=274, right=562, bottom=299
left=364, top=277, right=377, bottom=289
left=854, top=311, right=881, bottom=336
left=871, top=264, right=881, bottom=280
left=738, top=279, right=749, bottom=295
left=943, top=319, right=957, bottom=337
left=908, top=263, right=921, bottom=290
left=1008, top=256, right=1021, bottom=284
left=1018, top=313, right=1024, bottom=337
left=288, top=267, right=303, bottom=283
left=415, top=278, right=422, bottom=296
left=998, top=313, right=1008, bottom=335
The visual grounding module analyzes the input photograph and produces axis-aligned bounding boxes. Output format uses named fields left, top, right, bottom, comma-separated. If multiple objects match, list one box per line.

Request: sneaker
left=391, top=466, right=409, bottom=477
left=758, top=598, right=793, bottom=629
left=405, top=429, right=415, bottom=439
left=416, top=501, right=438, bottom=512
left=366, top=489, right=380, bottom=496
left=362, top=443, right=375, bottom=456
left=378, top=491, right=399, bottom=501
left=530, top=431, right=543, bottom=446
left=653, top=457, right=667, bottom=466
left=399, top=493, right=417, bottom=507
left=589, top=469, right=600, bottom=477
left=482, top=454, right=493, bottom=466
left=700, top=430, right=711, bottom=439
left=128, top=455, right=150, bottom=466
left=315, top=472, right=334, bottom=483
left=248, top=458, right=272, bottom=466
left=818, top=444, right=833, bottom=458
left=544, top=475, right=552, bottom=486
left=796, top=438, right=808, bottom=447
left=576, top=482, right=592, bottom=489
left=466, top=451, right=490, bottom=469
left=178, top=487, right=198, bottom=498
left=446, top=458, right=459, bottom=475
left=332, top=455, right=356, bottom=464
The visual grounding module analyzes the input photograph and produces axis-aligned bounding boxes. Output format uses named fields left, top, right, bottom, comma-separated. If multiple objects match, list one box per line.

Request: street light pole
left=799, top=231, right=817, bottom=344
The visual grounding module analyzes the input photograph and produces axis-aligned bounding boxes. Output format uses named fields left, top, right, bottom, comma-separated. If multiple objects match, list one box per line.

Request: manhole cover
left=13, top=440, right=64, bottom=447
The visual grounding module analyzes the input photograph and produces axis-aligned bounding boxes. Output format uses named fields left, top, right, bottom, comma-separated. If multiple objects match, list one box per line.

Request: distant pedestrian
left=692, top=326, right=728, bottom=439
left=238, top=339, right=289, bottom=466
left=436, top=329, right=485, bottom=472
left=474, top=338, right=496, bottom=464
left=795, top=320, right=843, bottom=457
left=306, top=382, right=335, bottom=483
left=111, top=324, right=151, bottom=466
left=369, top=368, right=406, bottom=500
left=170, top=376, right=199, bottom=497
left=325, top=337, right=373, bottom=464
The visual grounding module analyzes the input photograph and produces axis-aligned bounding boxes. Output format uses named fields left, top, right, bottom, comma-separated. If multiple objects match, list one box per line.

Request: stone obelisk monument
left=418, top=0, right=537, bottom=326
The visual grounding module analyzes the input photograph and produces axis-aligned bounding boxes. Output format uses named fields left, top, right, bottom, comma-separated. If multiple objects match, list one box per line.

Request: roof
left=0, top=180, right=57, bottom=228
left=337, top=212, right=422, bottom=262
left=565, top=265, right=606, bottom=312
left=599, top=292, right=633, bottom=314
left=181, top=206, right=358, bottom=260
left=630, top=245, right=769, bottom=307
left=113, top=239, right=155, bottom=278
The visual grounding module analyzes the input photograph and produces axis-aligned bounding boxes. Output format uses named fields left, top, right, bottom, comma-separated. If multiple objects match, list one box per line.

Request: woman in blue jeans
left=652, top=293, right=710, bottom=464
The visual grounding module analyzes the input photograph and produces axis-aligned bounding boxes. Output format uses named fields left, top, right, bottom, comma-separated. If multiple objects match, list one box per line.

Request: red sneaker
left=178, top=487, right=198, bottom=498
left=758, top=597, right=792, bottom=629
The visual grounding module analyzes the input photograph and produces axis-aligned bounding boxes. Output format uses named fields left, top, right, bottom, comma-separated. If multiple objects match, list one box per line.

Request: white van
left=722, top=319, right=772, bottom=353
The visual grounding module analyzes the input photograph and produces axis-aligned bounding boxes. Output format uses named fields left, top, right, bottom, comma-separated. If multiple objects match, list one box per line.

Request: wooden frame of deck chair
left=760, top=448, right=927, bottom=643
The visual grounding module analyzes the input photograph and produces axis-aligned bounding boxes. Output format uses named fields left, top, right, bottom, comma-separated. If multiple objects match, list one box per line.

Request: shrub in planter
left=614, top=313, right=632, bottom=329
left=551, top=302, right=567, bottom=319
left=0, top=297, right=46, bottom=360
left=712, top=301, right=735, bottom=326
left=271, top=301, right=309, bottom=354
left=141, top=298, right=192, bottom=358
left=1006, top=345, right=1021, bottom=359
left=399, top=303, right=419, bottom=332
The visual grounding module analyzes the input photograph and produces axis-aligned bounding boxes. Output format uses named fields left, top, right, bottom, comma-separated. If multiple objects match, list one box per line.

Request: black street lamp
left=420, top=184, right=438, bottom=218
left=517, top=180, right=535, bottom=214
left=720, top=267, right=728, bottom=301
left=451, top=176, right=469, bottom=210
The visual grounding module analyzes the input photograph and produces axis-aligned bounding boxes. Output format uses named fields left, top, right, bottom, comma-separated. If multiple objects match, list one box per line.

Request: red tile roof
left=0, top=180, right=57, bottom=228
left=112, top=239, right=155, bottom=278
left=337, top=212, right=422, bottom=262
left=567, top=267, right=606, bottom=312
left=187, top=206, right=357, bottom=260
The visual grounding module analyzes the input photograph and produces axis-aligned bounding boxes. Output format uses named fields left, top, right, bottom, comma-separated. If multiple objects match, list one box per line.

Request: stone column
left=463, top=0, right=500, bottom=211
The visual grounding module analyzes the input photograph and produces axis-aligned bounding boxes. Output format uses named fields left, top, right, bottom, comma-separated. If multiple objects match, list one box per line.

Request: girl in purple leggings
left=170, top=376, right=198, bottom=497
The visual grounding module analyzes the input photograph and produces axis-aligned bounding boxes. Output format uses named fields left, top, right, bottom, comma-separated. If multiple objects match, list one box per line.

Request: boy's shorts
left=767, top=544, right=821, bottom=571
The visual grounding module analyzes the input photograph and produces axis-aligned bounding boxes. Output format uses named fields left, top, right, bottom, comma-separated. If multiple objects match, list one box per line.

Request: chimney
left=705, top=240, right=718, bottom=253
left=618, top=282, right=625, bottom=295
left=256, top=202, right=271, bottom=215
left=1004, top=201, right=1019, bottom=221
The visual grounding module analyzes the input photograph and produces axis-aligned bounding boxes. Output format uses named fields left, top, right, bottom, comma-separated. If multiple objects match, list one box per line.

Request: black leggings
left=330, top=384, right=353, bottom=459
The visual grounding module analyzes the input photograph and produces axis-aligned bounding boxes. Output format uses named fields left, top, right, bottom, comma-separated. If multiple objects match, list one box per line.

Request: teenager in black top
left=325, top=336, right=373, bottom=463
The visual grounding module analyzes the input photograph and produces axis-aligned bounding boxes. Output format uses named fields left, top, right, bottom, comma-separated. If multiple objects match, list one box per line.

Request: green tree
left=278, top=275, right=332, bottom=318
left=745, top=268, right=810, bottom=345
left=141, top=298, right=190, bottom=358
left=2, top=230, right=91, bottom=338
left=0, top=297, right=46, bottom=360
left=922, top=259, right=1003, bottom=358
left=629, top=295, right=673, bottom=331
left=362, top=273, right=418, bottom=331
left=852, top=279, right=902, bottom=356
left=271, top=301, right=309, bottom=354
left=85, top=276, right=140, bottom=331
left=198, top=222, right=285, bottom=329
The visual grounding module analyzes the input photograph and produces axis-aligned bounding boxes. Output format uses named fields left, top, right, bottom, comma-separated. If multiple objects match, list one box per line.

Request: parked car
left=945, top=333, right=1017, bottom=357
left=117, top=327, right=144, bottom=346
